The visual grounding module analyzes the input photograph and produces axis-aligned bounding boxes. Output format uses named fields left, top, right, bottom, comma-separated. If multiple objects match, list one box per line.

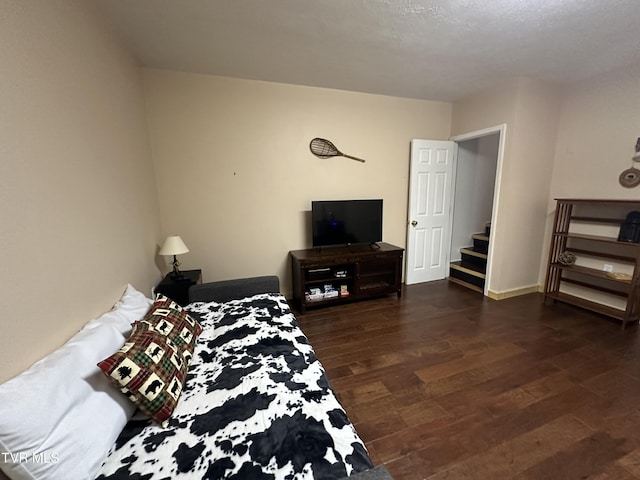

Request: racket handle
left=343, top=154, right=366, bottom=163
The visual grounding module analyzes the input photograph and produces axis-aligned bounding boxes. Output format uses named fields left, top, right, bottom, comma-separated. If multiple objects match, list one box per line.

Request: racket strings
left=309, top=137, right=365, bottom=162
left=310, top=138, right=338, bottom=157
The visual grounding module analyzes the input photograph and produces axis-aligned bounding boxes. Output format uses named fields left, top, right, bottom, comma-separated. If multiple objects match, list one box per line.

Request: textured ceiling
left=93, top=0, right=640, bottom=101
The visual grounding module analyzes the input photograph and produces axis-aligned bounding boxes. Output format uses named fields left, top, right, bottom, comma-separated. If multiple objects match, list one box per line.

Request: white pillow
left=0, top=284, right=153, bottom=480
left=85, top=283, right=154, bottom=336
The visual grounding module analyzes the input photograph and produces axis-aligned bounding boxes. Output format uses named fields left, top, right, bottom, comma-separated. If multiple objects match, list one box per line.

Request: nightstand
left=155, top=269, right=202, bottom=306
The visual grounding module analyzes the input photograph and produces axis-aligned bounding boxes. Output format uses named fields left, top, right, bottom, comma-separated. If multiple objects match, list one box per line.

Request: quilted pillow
left=98, top=294, right=202, bottom=425
left=98, top=326, right=190, bottom=426
left=140, top=293, right=202, bottom=350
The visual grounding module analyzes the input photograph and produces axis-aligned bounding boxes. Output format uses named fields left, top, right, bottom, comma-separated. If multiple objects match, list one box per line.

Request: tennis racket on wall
left=309, top=138, right=366, bottom=163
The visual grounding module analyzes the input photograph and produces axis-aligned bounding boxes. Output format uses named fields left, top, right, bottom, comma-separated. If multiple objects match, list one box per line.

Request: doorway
left=406, top=124, right=506, bottom=295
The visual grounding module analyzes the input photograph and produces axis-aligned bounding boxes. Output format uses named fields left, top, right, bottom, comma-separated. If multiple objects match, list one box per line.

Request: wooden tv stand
left=290, top=242, right=404, bottom=313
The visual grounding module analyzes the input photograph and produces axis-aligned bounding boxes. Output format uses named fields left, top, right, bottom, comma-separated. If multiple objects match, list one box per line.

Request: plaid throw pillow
left=98, top=294, right=202, bottom=425
left=136, top=294, right=202, bottom=352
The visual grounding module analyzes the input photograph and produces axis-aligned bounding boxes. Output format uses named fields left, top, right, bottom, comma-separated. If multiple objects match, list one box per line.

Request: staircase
left=449, top=223, right=490, bottom=293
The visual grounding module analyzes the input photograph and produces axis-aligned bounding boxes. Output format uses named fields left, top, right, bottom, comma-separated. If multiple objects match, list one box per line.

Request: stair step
left=485, top=222, right=491, bottom=236
left=471, top=233, right=489, bottom=242
left=459, top=257, right=487, bottom=273
left=471, top=234, right=489, bottom=254
left=449, top=261, right=486, bottom=289
left=460, top=247, right=487, bottom=260
left=450, top=261, right=486, bottom=278
left=449, top=276, right=483, bottom=293
left=460, top=247, right=487, bottom=272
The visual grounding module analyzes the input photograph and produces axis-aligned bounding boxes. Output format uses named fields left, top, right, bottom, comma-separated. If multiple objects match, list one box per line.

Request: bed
left=0, top=276, right=392, bottom=480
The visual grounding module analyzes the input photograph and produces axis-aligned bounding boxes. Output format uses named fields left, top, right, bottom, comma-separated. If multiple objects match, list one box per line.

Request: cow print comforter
left=96, top=293, right=373, bottom=480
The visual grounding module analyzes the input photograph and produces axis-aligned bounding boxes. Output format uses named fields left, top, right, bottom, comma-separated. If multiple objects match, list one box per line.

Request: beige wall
left=144, top=70, right=452, bottom=294
left=539, top=61, right=640, bottom=284
left=550, top=62, right=640, bottom=200
left=0, top=1, right=161, bottom=382
left=452, top=78, right=561, bottom=296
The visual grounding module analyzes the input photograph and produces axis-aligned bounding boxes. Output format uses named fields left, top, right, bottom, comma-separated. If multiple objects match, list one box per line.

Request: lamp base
left=170, top=256, right=184, bottom=280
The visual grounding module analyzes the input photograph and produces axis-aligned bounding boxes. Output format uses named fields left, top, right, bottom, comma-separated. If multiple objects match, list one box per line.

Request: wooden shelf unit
left=543, top=199, right=640, bottom=328
left=290, top=242, right=403, bottom=313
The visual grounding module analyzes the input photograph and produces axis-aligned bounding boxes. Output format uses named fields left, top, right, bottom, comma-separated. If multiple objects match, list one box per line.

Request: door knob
left=411, top=220, right=417, bottom=227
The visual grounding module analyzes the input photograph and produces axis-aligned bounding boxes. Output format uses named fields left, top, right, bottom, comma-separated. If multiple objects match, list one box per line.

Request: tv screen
left=312, top=199, right=383, bottom=247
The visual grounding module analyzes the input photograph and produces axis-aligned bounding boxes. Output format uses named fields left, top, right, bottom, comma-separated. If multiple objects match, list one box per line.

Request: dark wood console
left=290, top=242, right=404, bottom=313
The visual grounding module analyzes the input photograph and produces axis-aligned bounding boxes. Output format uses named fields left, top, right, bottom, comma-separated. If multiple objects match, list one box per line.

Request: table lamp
left=159, top=235, right=189, bottom=279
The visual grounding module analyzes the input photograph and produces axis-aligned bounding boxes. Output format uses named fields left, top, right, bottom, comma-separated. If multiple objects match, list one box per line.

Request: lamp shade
left=158, top=236, right=189, bottom=256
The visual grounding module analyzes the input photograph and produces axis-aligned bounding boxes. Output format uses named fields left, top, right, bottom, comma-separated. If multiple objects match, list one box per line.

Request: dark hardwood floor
left=294, top=280, right=640, bottom=480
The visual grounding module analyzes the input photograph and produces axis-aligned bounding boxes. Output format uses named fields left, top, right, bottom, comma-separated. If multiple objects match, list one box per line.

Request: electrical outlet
left=603, top=264, right=613, bottom=272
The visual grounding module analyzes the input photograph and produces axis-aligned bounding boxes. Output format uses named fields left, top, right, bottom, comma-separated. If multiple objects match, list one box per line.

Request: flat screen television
left=312, top=199, right=383, bottom=247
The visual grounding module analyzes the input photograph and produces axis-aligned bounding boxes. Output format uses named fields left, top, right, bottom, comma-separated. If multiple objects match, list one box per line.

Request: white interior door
left=405, top=140, right=456, bottom=285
